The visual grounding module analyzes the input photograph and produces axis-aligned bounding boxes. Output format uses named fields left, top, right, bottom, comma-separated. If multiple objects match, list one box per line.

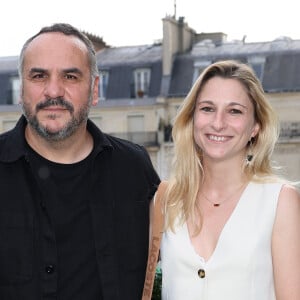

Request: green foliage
left=151, top=265, right=162, bottom=300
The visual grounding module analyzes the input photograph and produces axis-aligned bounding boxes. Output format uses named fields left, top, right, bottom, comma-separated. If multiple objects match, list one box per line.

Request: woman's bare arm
left=272, top=184, right=300, bottom=300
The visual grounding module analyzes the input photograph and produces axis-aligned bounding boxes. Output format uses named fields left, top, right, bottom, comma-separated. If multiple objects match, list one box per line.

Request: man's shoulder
left=0, top=126, right=19, bottom=149
left=104, top=133, right=145, bottom=152
left=96, top=132, right=157, bottom=170
left=0, top=116, right=25, bottom=142
left=0, top=116, right=27, bottom=162
left=0, top=128, right=24, bottom=162
left=0, top=126, right=15, bottom=140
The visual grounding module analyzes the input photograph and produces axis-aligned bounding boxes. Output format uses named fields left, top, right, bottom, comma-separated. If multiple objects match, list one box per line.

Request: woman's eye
left=230, top=108, right=242, bottom=114
left=200, top=106, right=214, bottom=112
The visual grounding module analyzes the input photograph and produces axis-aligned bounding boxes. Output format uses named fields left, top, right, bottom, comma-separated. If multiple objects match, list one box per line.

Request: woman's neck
left=201, top=158, right=248, bottom=190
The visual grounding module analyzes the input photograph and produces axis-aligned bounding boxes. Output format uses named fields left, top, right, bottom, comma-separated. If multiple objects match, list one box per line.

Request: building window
left=134, top=68, right=151, bottom=98
left=127, top=115, right=146, bottom=145
left=192, top=61, right=211, bottom=83
left=10, top=76, right=21, bottom=104
left=248, top=56, right=266, bottom=81
left=99, top=70, right=109, bottom=100
left=128, top=114, right=145, bottom=132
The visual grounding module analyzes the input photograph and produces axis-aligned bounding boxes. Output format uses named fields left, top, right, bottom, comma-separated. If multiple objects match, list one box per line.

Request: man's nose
left=44, top=76, right=65, bottom=99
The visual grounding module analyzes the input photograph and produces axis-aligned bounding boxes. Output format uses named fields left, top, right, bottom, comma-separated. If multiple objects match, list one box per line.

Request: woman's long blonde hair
left=164, top=60, right=280, bottom=231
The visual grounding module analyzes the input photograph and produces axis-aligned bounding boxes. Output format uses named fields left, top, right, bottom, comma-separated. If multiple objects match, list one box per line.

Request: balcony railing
left=109, top=131, right=159, bottom=147
left=279, top=122, right=300, bottom=142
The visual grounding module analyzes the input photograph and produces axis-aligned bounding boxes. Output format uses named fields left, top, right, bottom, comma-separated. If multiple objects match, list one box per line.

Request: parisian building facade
left=0, top=16, right=299, bottom=180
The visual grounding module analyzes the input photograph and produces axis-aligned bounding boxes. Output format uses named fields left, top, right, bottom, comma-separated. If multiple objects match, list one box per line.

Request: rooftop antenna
left=174, top=0, right=177, bottom=19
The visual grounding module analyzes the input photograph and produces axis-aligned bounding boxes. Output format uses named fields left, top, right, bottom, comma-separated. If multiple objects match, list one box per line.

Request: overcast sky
left=1, top=0, right=299, bottom=56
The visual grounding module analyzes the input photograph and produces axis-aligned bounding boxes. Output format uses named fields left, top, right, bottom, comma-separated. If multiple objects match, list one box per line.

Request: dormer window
left=248, top=56, right=265, bottom=81
left=10, top=76, right=21, bottom=104
left=134, top=68, right=151, bottom=98
left=192, top=61, right=211, bottom=83
left=99, top=70, right=109, bottom=100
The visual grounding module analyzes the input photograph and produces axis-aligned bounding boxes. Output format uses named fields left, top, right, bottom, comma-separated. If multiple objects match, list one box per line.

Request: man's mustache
left=36, top=98, right=74, bottom=113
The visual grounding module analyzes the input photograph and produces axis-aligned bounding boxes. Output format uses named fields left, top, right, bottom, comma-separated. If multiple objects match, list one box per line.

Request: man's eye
left=65, top=74, right=77, bottom=80
left=32, top=73, right=45, bottom=79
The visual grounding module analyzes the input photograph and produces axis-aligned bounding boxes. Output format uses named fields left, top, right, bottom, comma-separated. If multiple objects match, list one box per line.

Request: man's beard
left=22, top=97, right=91, bottom=142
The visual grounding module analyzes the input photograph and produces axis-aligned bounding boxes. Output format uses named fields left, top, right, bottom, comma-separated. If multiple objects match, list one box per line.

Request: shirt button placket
left=198, top=268, right=206, bottom=278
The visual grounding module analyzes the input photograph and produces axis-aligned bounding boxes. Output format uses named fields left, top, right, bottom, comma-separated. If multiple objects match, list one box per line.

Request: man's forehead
left=23, top=32, right=90, bottom=69
left=26, top=32, right=88, bottom=54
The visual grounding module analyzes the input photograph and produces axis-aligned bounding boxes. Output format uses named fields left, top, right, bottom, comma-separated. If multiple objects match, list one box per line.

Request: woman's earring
left=246, top=138, right=254, bottom=165
left=246, top=154, right=253, bottom=164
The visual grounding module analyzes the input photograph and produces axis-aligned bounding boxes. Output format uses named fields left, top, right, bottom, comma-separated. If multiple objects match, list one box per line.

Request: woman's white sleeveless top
left=160, top=182, right=283, bottom=300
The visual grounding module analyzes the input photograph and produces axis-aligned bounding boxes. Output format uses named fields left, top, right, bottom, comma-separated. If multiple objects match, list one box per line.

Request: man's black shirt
left=29, top=145, right=103, bottom=299
left=0, top=116, right=160, bottom=299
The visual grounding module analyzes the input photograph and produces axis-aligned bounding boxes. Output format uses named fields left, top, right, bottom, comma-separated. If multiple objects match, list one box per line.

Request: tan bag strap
left=142, top=181, right=167, bottom=300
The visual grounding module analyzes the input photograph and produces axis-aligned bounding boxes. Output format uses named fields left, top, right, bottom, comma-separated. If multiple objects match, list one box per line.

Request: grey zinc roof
left=168, top=37, right=300, bottom=96
left=263, top=52, right=300, bottom=92
left=96, top=44, right=162, bottom=67
left=0, top=56, right=19, bottom=73
left=191, top=37, right=300, bottom=58
left=168, top=54, right=194, bottom=97
left=2, top=36, right=300, bottom=101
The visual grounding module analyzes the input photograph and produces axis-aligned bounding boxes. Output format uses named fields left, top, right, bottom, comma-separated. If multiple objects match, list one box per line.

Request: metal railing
left=279, top=122, right=300, bottom=141
left=109, top=131, right=159, bottom=147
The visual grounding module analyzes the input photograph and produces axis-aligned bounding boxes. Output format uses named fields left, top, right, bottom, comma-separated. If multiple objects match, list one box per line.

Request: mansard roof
left=0, top=56, right=19, bottom=73
left=96, top=44, right=162, bottom=67
left=2, top=36, right=300, bottom=100
left=168, top=37, right=300, bottom=96
left=190, top=37, right=300, bottom=57
left=96, top=44, right=163, bottom=98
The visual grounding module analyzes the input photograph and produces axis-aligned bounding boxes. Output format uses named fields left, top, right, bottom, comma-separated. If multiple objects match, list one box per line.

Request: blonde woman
left=159, top=60, right=300, bottom=299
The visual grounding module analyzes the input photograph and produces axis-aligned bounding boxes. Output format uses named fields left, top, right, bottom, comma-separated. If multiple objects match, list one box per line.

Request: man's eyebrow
left=62, top=68, right=83, bottom=76
left=28, top=67, right=47, bottom=74
left=28, top=67, right=83, bottom=76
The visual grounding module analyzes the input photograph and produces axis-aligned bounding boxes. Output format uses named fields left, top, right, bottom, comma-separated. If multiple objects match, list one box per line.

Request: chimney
left=160, top=16, right=195, bottom=96
left=162, top=16, right=195, bottom=76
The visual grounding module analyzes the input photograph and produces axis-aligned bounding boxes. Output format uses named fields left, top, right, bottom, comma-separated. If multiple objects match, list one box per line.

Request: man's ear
left=91, top=76, right=99, bottom=106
